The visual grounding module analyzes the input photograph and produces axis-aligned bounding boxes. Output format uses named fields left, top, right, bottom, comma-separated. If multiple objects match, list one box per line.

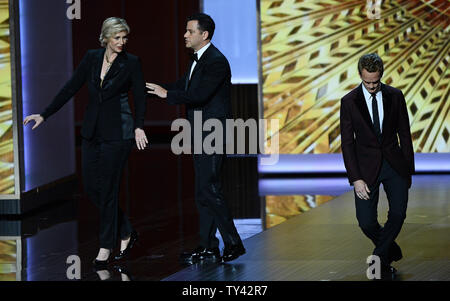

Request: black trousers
left=355, top=159, right=409, bottom=264
left=193, top=153, right=242, bottom=249
left=82, top=138, right=134, bottom=249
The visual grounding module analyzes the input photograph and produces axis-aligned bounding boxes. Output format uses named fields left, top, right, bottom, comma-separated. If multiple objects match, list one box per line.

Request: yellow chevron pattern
left=0, top=240, right=17, bottom=281
left=260, top=0, right=450, bottom=154
left=0, top=0, right=14, bottom=194
left=266, top=194, right=334, bottom=228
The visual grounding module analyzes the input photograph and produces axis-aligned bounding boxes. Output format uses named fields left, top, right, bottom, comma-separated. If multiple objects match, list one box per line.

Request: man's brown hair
left=358, top=53, right=384, bottom=76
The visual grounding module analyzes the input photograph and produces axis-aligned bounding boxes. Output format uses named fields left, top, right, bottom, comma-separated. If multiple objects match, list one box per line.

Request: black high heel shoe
left=114, top=230, right=139, bottom=261
left=113, top=265, right=134, bottom=281
left=93, top=267, right=113, bottom=281
left=92, top=249, right=113, bottom=269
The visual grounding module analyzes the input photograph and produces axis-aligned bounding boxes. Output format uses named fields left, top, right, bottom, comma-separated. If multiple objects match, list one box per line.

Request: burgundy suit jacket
left=340, top=83, right=415, bottom=188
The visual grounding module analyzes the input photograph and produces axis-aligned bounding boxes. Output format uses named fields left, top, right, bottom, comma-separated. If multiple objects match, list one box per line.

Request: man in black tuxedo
left=147, top=13, right=245, bottom=263
left=340, top=53, right=415, bottom=279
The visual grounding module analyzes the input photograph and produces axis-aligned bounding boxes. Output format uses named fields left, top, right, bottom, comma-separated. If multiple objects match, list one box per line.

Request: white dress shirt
left=189, top=42, right=211, bottom=80
left=362, top=84, right=384, bottom=133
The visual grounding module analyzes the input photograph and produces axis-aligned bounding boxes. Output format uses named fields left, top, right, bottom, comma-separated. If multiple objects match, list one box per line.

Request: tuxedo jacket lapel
left=96, top=51, right=127, bottom=91
left=189, top=45, right=214, bottom=84
left=190, top=60, right=206, bottom=80
left=187, top=59, right=206, bottom=90
left=185, top=60, right=194, bottom=91
left=354, top=84, right=376, bottom=135
left=104, top=52, right=126, bottom=81
left=381, top=83, right=392, bottom=140
left=91, top=49, right=128, bottom=90
left=354, top=83, right=393, bottom=144
left=92, top=49, right=104, bottom=89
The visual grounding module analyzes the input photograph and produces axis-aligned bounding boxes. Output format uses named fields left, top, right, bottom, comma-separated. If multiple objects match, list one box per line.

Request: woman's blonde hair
left=99, top=17, right=130, bottom=47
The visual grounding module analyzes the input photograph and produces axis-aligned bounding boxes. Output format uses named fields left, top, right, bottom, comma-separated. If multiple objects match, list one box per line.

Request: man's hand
left=146, top=83, right=167, bottom=99
left=353, top=179, right=370, bottom=200
left=23, top=114, right=44, bottom=130
left=135, top=128, right=148, bottom=150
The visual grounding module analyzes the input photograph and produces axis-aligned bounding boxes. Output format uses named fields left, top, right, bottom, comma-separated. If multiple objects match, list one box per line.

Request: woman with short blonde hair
left=24, top=17, right=147, bottom=268
left=99, top=17, right=130, bottom=47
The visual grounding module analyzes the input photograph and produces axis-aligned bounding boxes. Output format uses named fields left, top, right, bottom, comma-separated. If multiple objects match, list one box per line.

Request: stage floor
left=0, top=175, right=448, bottom=281
left=164, top=175, right=450, bottom=281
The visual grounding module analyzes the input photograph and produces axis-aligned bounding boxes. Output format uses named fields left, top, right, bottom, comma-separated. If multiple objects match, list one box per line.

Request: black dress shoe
left=222, top=243, right=246, bottom=263
left=180, top=246, right=221, bottom=262
left=380, top=264, right=397, bottom=281
left=200, top=247, right=221, bottom=260
left=388, top=242, right=403, bottom=263
left=114, top=230, right=139, bottom=261
left=180, top=246, right=204, bottom=262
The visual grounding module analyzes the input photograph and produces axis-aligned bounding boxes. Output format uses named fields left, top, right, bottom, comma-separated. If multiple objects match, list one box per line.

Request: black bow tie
left=191, top=52, right=199, bottom=62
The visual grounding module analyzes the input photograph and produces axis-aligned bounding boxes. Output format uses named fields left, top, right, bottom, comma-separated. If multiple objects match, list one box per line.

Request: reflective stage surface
left=1, top=175, right=449, bottom=281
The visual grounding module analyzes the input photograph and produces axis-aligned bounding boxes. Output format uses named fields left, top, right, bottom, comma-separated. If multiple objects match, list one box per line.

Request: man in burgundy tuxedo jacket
left=340, top=53, right=415, bottom=279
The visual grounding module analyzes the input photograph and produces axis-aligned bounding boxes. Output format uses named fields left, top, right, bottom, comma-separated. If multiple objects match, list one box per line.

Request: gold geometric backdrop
left=260, top=0, right=450, bottom=154
left=266, top=194, right=334, bottom=228
left=0, top=240, right=17, bottom=281
left=0, top=0, right=14, bottom=194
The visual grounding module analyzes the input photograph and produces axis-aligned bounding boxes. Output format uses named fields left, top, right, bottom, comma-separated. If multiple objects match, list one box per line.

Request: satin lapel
left=190, top=45, right=214, bottom=80
left=190, top=60, right=205, bottom=80
left=185, top=60, right=194, bottom=91
left=354, top=84, right=376, bottom=136
left=381, top=83, right=392, bottom=140
left=93, top=49, right=104, bottom=89
left=104, top=51, right=126, bottom=81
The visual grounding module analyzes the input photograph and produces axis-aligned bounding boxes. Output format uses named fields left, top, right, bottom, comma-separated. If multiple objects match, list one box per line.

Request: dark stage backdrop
left=70, top=0, right=260, bottom=244
left=19, top=0, right=76, bottom=192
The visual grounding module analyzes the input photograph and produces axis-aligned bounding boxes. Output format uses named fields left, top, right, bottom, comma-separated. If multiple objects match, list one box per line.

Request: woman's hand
left=23, top=114, right=44, bottom=130
left=135, top=128, right=148, bottom=150
left=146, top=83, right=167, bottom=99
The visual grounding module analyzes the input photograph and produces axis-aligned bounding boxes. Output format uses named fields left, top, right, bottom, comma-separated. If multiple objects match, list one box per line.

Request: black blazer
left=340, top=83, right=415, bottom=187
left=41, top=48, right=146, bottom=140
left=162, top=44, right=232, bottom=123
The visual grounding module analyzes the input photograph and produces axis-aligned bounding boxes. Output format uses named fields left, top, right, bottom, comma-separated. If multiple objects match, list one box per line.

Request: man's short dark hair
left=358, top=53, right=384, bottom=77
left=187, top=13, right=215, bottom=40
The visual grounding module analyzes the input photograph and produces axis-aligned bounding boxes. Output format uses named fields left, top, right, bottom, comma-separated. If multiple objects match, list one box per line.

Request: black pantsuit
left=40, top=49, right=146, bottom=251
left=355, top=159, right=408, bottom=263
left=82, top=138, right=133, bottom=249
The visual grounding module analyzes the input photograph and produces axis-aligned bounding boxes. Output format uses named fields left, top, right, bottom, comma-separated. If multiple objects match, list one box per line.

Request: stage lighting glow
left=203, top=0, right=258, bottom=84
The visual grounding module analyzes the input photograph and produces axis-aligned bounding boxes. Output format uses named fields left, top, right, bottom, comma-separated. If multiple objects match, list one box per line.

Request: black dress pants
left=355, top=159, right=409, bottom=264
left=193, top=153, right=242, bottom=249
left=82, top=138, right=133, bottom=249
